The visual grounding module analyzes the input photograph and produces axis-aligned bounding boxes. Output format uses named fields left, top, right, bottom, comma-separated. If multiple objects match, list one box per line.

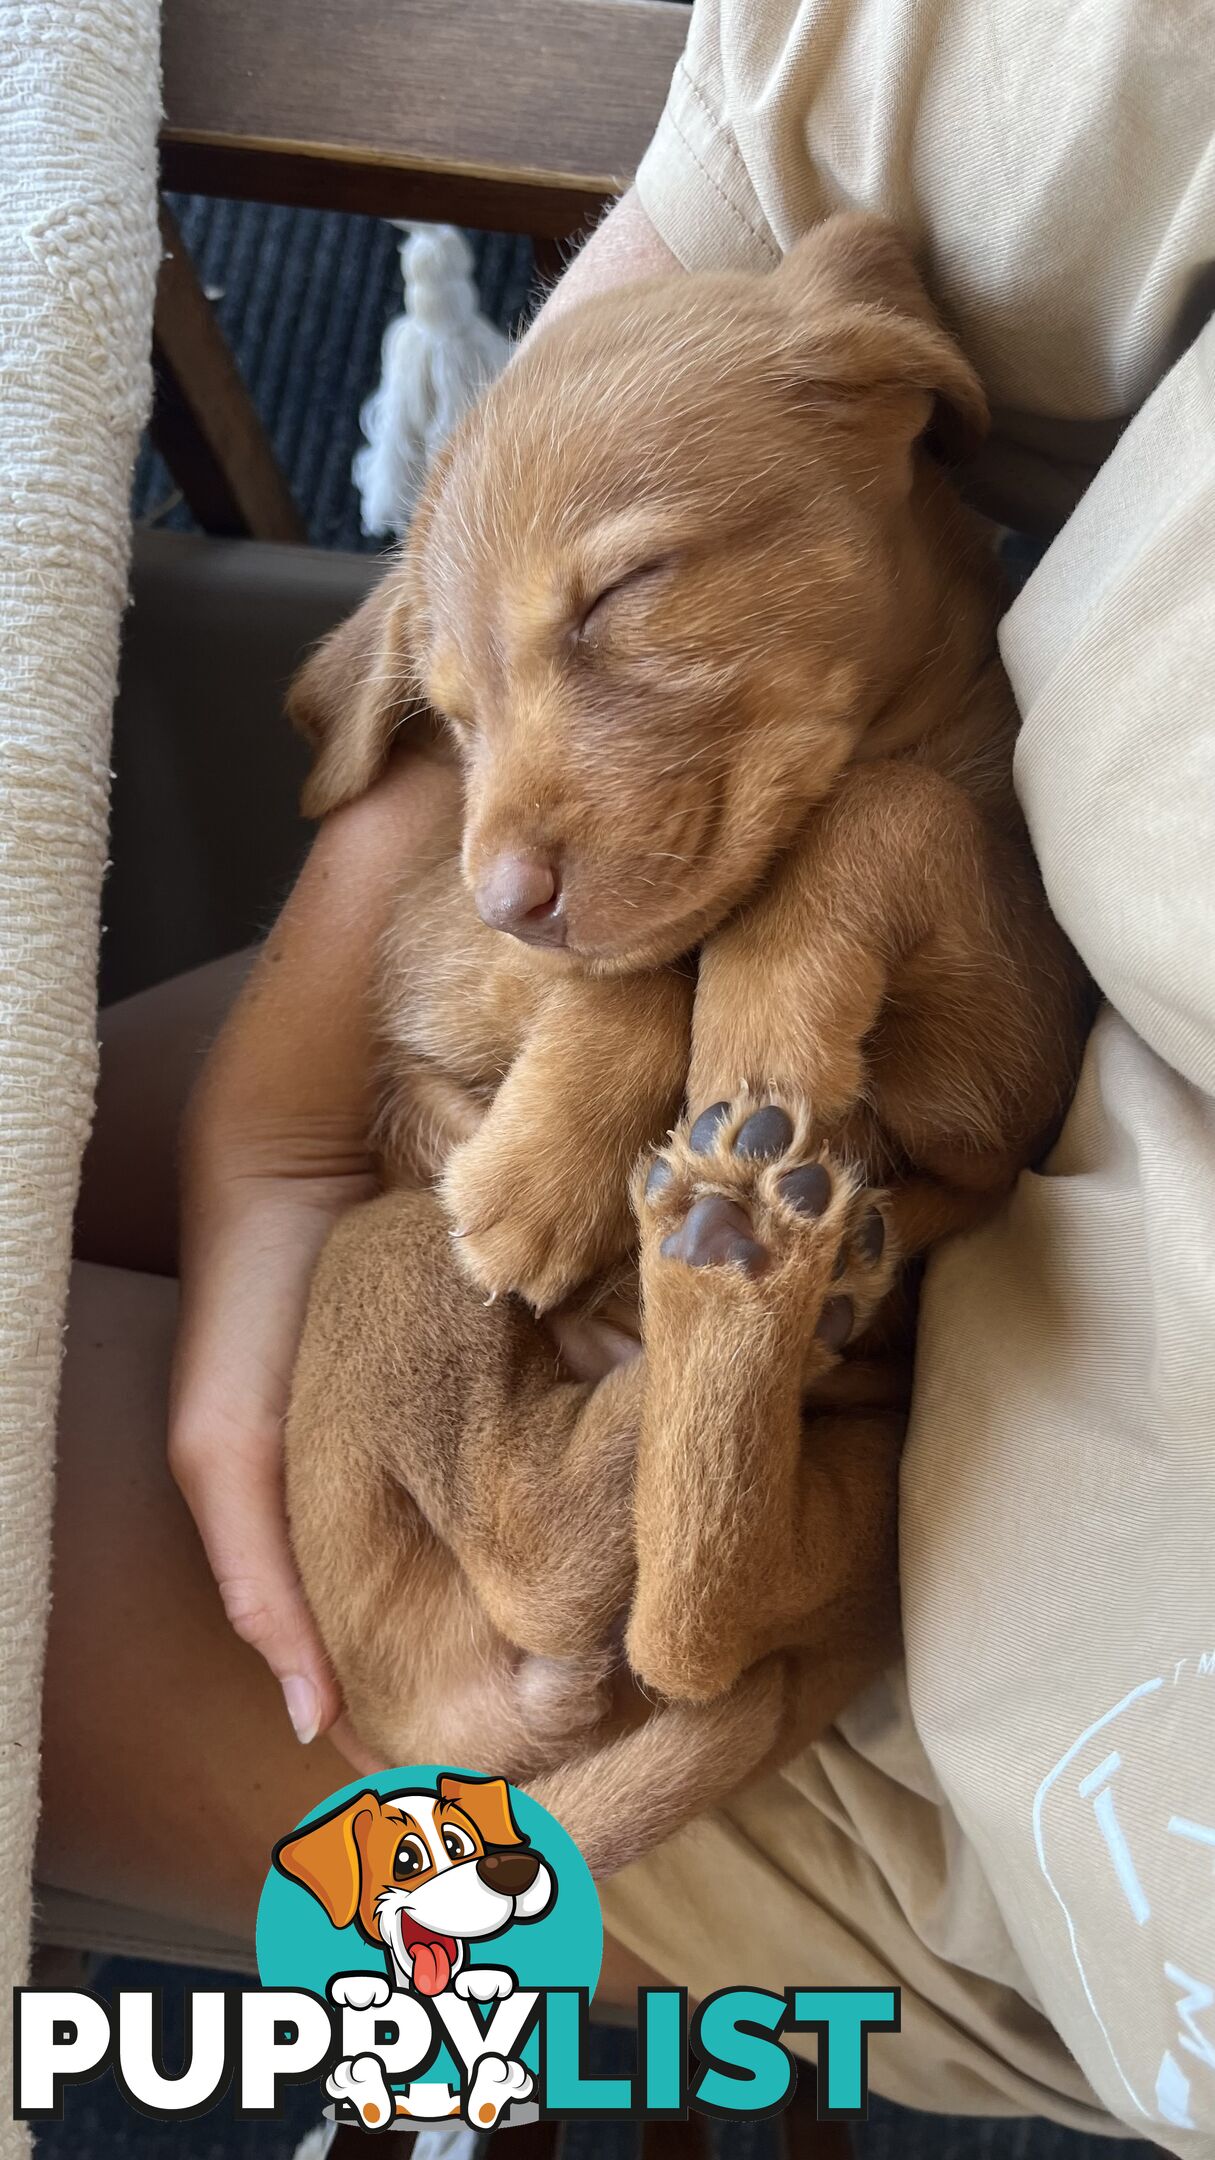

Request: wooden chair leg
left=150, top=198, right=306, bottom=543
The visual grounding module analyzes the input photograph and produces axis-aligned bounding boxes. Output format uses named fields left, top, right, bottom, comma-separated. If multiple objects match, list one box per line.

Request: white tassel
left=353, top=223, right=511, bottom=539
left=411, top=2129, right=481, bottom=2160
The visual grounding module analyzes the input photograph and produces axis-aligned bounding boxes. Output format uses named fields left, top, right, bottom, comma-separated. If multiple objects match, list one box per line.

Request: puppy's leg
left=538, top=1616, right=899, bottom=1881
left=626, top=1096, right=900, bottom=1703
left=441, top=965, right=693, bottom=1310
left=288, top=1187, right=643, bottom=1775
left=690, top=761, right=1086, bottom=1243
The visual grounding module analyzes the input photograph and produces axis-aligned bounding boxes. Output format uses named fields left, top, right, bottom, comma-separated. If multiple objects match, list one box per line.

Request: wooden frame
left=151, top=0, right=687, bottom=540
left=161, top=0, right=688, bottom=231
left=150, top=202, right=306, bottom=542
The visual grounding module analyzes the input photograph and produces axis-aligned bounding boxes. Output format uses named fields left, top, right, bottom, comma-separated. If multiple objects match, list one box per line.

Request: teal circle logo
left=256, top=1765, right=601, bottom=2130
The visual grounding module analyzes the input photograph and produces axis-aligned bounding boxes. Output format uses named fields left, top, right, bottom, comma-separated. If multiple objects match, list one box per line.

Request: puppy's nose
left=474, top=853, right=565, bottom=945
left=475, top=1849, right=541, bottom=1895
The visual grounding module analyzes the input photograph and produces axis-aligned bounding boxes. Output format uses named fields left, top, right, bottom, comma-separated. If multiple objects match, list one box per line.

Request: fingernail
left=282, top=1674, right=320, bottom=1746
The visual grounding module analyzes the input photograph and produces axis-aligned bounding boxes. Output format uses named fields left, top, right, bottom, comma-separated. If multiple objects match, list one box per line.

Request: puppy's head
left=292, top=213, right=986, bottom=971
left=274, top=1776, right=554, bottom=1996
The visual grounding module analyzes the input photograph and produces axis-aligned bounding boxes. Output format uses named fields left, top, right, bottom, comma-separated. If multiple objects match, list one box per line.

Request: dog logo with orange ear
left=21, top=1761, right=896, bottom=2129
left=271, top=1772, right=558, bottom=2130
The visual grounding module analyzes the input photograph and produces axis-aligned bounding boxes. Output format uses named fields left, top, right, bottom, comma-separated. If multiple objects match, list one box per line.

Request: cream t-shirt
left=634, top=0, right=1214, bottom=533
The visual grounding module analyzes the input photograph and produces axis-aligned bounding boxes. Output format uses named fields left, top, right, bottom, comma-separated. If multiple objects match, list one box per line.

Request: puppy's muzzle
left=475, top=1849, right=541, bottom=1895
left=474, top=851, right=566, bottom=946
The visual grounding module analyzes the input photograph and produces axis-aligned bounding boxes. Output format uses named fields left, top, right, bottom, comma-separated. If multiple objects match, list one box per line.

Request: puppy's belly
left=352, top=1597, right=616, bottom=1785
left=543, top=1277, right=642, bottom=1382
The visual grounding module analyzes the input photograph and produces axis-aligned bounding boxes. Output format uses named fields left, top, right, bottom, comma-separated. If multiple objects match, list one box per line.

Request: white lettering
left=118, top=1992, right=228, bottom=2113
left=239, top=1991, right=333, bottom=2111
left=15, top=1991, right=112, bottom=2116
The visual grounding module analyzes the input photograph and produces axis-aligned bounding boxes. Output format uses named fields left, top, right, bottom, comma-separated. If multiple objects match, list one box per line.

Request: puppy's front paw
left=441, top=1108, right=632, bottom=1311
left=636, top=1093, right=895, bottom=1372
left=465, top=2053, right=534, bottom=2130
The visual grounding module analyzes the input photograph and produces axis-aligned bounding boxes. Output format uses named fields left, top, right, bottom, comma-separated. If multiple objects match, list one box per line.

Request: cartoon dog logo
left=274, top=1773, right=555, bottom=2129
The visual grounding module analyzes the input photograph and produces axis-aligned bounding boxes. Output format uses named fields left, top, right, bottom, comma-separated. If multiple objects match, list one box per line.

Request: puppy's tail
left=529, top=1658, right=792, bottom=1881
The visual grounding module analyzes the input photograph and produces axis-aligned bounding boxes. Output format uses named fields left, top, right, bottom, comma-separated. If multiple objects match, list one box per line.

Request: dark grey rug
left=133, top=196, right=536, bottom=550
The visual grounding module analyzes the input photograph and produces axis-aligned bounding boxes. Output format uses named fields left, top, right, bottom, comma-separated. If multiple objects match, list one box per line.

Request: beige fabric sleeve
left=635, top=0, right=1215, bottom=530
left=903, top=316, right=1215, bottom=2160
left=634, top=5, right=780, bottom=276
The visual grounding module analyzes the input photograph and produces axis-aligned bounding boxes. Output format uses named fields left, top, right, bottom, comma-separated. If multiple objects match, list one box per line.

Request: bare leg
left=75, top=949, right=255, bottom=1275
left=40, top=1258, right=353, bottom=1937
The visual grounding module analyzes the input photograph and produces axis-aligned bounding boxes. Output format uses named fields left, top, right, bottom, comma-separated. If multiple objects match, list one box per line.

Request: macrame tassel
left=353, top=223, right=511, bottom=539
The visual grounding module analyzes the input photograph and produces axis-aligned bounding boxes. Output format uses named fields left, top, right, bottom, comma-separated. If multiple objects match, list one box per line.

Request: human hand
left=169, top=751, right=458, bottom=1749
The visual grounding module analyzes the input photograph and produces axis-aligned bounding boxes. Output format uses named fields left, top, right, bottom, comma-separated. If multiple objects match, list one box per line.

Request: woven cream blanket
left=0, top=2, right=158, bottom=2146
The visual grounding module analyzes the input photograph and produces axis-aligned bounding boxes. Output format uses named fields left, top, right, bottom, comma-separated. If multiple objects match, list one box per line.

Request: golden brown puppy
left=285, top=215, right=1089, bottom=1878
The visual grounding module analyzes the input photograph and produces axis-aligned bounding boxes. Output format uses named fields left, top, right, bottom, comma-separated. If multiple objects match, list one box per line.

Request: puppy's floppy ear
left=289, top=571, right=422, bottom=819
left=273, top=1791, right=383, bottom=1930
left=772, top=211, right=988, bottom=461
left=438, top=1774, right=525, bottom=1849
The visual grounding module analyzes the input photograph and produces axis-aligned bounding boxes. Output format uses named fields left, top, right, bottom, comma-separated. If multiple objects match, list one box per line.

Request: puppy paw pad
left=855, top=1205, right=886, bottom=1263
left=639, top=1093, right=895, bottom=1354
left=688, top=1099, right=732, bottom=1151
left=777, top=1162, right=833, bottom=1217
left=831, top=1201, right=887, bottom=1275
left=733, top=1104, right=794, bottom=1159
left=815, top=1293, right=855, bottom=1349
left=644, top=1157, right=674, bottom=1200
left=659, top=1194, right=768, bottom=1277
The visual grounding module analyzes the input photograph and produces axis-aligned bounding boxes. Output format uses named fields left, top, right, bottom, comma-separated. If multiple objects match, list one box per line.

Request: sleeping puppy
left=284, top=214, right=1089, bottom=1879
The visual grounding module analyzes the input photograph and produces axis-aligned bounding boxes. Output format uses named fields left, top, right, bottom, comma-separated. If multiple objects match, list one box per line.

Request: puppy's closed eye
left=577, top=556, right=676, bottom=639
